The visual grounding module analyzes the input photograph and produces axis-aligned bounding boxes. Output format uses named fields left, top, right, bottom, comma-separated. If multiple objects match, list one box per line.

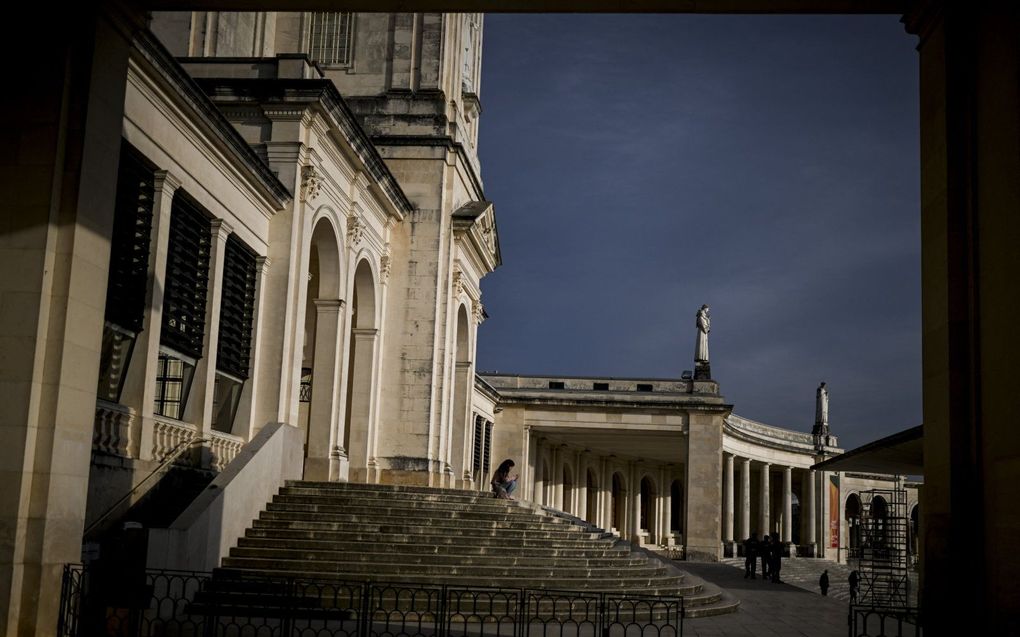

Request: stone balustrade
left=210, top=431, right=244, bottom=472
left=93, top=401, right=135, bottom=457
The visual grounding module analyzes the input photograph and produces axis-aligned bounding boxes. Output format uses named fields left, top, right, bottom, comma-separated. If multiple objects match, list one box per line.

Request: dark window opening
left=161, top=192, right=210, bottom=359
left=593, top=382, right=609, bottom=391
left=97, top=141, right=155, bottom=402
left=548, top=381, right=565, bottom=389
left=472, top=417, right=483, bottom=473
left=299, top=367, right=313, bottom=403
left=636, top=383, right=654, bottom=392
left=211, top=372, right=244, bottom=434
left=217, top=235, right=257, bottom=379
left=483, top=422, right=493, bottom=477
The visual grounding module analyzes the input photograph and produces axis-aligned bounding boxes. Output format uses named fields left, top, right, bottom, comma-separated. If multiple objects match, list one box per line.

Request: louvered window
left=308, top=12, right=354, bottom=66
left=105, top=142, right=155, bottom=332
left=161, top=192, right=210, bottom=359
left=97, top=142, right=155, bottom=402
left=472, top=417, right=483, bottom=473
left=217, top=236, right=257, bottom=379
left=483, top=422, right=493, bottom=478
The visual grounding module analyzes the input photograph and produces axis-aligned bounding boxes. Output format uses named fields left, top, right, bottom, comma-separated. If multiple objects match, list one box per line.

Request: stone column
left=120, top=170, right=181, bottom=460
left=724, top=453, right=735, bottom=544
left=740, top=458, right=751, bottom=540
left=630, top=463, right=641, bottom=543
left=187, top=219, right=232, bottom=469
left=600, top=457, right=612, bottom=531
left=759, top=462, right=771, bottom=536
left=782, top=465, right=793, bottom=544
left=533, top=442, right=544, bottom=505
left=345, top=328, right=378, bottom=480
left=304, top=299, right=344, bottom=481
left=577, top=451, right=588, bottom=521
left=552, top=445, right=563, bottom=511
left=234, top=255, right=271, bottom=441
left=663, top=468, right=673, bottom=544
left=807, top=469, right=817, bottom=557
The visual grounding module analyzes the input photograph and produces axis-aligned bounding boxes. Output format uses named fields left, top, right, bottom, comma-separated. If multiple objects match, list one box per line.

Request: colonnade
left=721, top=452, right=823, bottom=555
left=528, top=442, right=683, bottom=547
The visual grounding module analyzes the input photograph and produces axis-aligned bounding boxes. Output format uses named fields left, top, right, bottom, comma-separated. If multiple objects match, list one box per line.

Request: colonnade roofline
left=726, top=413, right=844, bottom=455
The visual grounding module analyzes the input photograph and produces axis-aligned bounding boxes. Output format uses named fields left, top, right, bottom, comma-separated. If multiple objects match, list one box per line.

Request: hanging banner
left=829, top=474, right=840, bottom=548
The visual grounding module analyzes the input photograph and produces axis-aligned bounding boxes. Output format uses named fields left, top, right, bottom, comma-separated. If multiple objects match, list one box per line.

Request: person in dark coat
left=770, top=533, right=783, bottom=583
left=820, top=569, right=830, bottom=595
left=743, top=533, right=758, bottom=579
left=760, top=535, right=771, bottom=580
left=849, top=570, right=860, bottom=603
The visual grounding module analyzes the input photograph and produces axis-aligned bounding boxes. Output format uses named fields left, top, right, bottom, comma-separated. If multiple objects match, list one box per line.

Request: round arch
left=845, top=493, right=863, bottom=552
left=300, top=217, right=345, bottom=481
left=449, top=303, right=473, bottom=487
left=342, top=259, right=379, bottom=482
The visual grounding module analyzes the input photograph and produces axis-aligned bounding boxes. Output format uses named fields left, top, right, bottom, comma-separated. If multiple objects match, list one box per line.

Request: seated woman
left=491, top=459, right=519, bottom=500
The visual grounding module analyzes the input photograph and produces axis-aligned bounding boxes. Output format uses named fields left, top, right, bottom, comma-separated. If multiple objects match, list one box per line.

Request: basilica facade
left=0, top=10, right=917, bottom=634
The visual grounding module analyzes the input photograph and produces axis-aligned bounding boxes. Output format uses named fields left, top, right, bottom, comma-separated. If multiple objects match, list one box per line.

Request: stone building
left=10, top=5, right=1012, bottom=635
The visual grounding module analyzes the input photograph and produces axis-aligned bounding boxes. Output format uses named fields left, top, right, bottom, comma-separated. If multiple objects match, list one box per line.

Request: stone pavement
left=678, top=560, right=851, bottom=637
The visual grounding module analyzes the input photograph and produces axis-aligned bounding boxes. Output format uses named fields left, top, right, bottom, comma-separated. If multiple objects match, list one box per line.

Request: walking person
left=491, top=459, right=519, bottom=500
left=819, top=569, right=830, bottom=596
left=743, top=533, right=758, bottom=579
left=849, top=570, right=860, bottom=604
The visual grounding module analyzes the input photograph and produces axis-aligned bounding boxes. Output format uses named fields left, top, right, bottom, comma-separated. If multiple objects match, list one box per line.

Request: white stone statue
left=815, top=382, right=829, bottom=427
left=695, top=304, right=710, bottom=363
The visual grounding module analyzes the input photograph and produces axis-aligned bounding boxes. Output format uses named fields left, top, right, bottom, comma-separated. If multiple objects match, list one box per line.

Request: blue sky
left=475, top=14, right=921, bottom=450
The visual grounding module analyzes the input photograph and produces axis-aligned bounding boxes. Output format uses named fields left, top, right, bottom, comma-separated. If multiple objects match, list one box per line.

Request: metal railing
left=848, top=604, right=922, bottom=637
left=59, top=565, right=684, bottom=637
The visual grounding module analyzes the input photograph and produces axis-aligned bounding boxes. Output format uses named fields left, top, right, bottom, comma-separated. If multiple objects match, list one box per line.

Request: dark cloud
left=477, top=14, right=920, bottom=450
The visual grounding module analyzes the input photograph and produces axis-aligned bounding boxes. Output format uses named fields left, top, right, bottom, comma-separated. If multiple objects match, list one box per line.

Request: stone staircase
left=209, top=481, right=738, bottom=618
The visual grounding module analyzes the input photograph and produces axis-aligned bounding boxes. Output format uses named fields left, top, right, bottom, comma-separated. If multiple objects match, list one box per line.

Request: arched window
left=845, top=493, right=863, bottom=553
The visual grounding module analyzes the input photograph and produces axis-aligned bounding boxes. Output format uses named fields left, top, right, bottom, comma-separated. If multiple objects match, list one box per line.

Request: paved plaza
left=681, top=560, right=851, bottom=637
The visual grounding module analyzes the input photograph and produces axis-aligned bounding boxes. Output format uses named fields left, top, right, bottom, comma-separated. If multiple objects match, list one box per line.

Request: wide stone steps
left=229, top=546, right=649, bottom=568
left=236, top=536, right=631, bottom=558
left=213, top=481, right=739, bottom=619
left=243, top=527, right=616, bottom=548
left=251, top=518, right=607, bottom=539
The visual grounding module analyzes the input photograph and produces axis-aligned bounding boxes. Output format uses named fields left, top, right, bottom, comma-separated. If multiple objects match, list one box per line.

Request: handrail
left=83, top=435, right=209, bottom=537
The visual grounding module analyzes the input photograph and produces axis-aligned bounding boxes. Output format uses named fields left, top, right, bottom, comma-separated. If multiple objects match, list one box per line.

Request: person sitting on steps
left=491, top=459, right=519, bottom=500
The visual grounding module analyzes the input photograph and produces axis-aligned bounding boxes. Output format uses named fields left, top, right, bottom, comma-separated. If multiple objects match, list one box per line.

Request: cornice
left=131, top=29, right=291, bottom=207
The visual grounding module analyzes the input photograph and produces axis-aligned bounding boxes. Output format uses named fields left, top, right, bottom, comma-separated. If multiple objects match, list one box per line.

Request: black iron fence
left=59, top=565, right=684, bottom=637
left=848, top=604, right=922, bottom=637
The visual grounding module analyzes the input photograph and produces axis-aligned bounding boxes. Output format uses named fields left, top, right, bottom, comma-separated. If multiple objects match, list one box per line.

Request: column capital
left=313, top=298, right=345, bottom=312
left=256, top=255, right=272, bottom=275
left=153, top=169, right=183, bottom=195
left=209, top=218, right=234, bottom=241
left=351, top=327, right=379, bottom=339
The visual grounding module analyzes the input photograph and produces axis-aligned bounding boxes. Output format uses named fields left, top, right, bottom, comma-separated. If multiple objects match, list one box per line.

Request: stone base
left=694, top=362, right=711, bottom=380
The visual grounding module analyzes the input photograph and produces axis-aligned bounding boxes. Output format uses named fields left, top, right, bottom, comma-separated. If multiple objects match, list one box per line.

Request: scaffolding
left=853, top=487, right=911, bottom=607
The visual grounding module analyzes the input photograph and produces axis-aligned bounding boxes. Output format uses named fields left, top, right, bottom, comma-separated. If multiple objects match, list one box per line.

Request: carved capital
left=300, top=165, right=322, bottom=203
left=346, top=213, right=365, bottom=248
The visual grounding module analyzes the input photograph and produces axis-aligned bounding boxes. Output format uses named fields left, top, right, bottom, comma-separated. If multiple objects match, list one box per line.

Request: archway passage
left=845, top=493, right=863, bottom=553
left=301, top=219, right=343, bottom=481
left=450, top=305, right=472, bottom=487
left=562, top=464, right=574, bottom=514
left=343, top=259, right=378, bottom=482
left=611, top=473, right=625, bottom=532
left=586, top=470, right=597, bottom=524
left=791, top=492, right=801, bottom=545
left=640, top=476, right=655, bottom=534
left=670, top=479, right=683, bottom=536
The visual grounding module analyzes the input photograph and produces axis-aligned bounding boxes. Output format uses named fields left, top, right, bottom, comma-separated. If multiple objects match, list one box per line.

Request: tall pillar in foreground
left=782, top=466, right=793, bottom=544
left=740, top=458, right=751, bottom=540
left=724, top=453, right=735, bottom=545
left=759, top=463, right=771, bottom=536
left=807, top=469, right=817, bottom=557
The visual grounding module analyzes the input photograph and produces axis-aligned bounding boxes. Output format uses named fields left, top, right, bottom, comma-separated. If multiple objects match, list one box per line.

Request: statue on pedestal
left=815, top=382, right=829, bottom=428
left=694, top=305, right=711, bottom=379
left=812, top=382, right=835, bottom=450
